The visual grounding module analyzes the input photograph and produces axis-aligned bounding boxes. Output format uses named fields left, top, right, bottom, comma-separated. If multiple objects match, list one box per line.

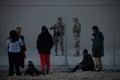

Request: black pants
left=71, top=63, right=94, bottom=72
left=8, top=52, right=21, bottom=75
left=71, top=64, right=81, bottom=72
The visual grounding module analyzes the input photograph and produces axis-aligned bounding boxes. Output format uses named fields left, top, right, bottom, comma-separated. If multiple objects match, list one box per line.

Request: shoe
left=95, top=69, right=102, bottom=72
left=46, top=71, right=49, bottom=74
left=16, top=73, right=21, bottom=76
left=41, top=72, right=45, bottom=76
left=71, top=71, right=75, bottom=73
left=8, top=74, right=14, bottom=76
left=16, top=74, right=21, bottom=76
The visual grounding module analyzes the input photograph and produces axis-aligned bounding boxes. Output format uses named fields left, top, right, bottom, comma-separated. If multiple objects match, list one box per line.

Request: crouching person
left=71, top=49, right=95, bottom=72
left=25, top=61, right=42, bottom=76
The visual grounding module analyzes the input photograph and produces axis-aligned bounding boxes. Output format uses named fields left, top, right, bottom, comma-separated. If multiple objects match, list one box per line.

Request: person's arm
left=80, top=56, right=85, bottom=65
left=6, top=39, right=9, bottom=52
left=50, top=24, right=56, bottom=30
left=50, top=35, right=54, bottom=49
left=36, top=35, right=40, bottom=51
left=19, top=38, right=23, bottom=47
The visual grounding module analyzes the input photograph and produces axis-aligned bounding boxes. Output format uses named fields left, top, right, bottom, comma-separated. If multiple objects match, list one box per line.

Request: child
left=25, top=61, right=42, bottom=76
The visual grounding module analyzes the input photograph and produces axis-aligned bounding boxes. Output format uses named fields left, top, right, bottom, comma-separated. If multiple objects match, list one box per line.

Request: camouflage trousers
left=54, top=35, right=64, bottom=56
left=74, top=36, right=80, bottom=56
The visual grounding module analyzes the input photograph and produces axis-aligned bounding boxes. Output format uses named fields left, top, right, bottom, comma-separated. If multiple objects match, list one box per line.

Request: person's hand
left=91, top=37, right=94, bottom=41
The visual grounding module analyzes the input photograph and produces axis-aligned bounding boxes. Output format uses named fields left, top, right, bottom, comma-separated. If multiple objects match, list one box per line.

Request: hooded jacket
left=92, top=30, right=104, bottom=57
left=36, top=27, right=53, bottom=54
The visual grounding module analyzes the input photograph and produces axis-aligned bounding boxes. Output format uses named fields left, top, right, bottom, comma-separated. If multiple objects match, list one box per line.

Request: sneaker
left=8, top=74, right=14, bottom=76
left=95, top=69, right=102, bottom=72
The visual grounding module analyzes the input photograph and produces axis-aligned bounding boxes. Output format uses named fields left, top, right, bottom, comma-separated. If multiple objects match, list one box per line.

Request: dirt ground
left=0, top=67, right=120, bottom=80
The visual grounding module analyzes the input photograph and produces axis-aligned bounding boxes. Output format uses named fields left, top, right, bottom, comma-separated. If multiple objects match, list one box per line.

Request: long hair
left=9, top=30, right=19, bottom=43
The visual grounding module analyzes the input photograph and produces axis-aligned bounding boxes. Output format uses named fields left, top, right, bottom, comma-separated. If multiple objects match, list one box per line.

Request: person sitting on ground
left=25, top=61, right=42, bottom=76
left=71, top=49, right=95, bottom=72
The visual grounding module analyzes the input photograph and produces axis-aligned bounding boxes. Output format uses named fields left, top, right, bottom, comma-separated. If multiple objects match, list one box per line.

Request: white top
left=7, top=38, right=23, bottom=53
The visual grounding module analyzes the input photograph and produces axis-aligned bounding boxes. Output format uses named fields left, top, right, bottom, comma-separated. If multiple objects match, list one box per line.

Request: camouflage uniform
left=73, top=17, right=81, bottom=56
left=50, top=17, right=65, bottom=56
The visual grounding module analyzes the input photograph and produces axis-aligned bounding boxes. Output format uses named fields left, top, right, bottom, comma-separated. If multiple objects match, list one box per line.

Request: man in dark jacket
left=16, top=27, right=26, bottom=73
left=36, top=26, right=53, bottom=75
left=71, top=49, right=95, bottom=72
left=91, top=26, right=104, bottom=71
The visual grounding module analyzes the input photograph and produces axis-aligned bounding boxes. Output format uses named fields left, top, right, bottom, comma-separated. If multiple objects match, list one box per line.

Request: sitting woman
left=25, top=61, right=42, bottom=76
left=71, top=49, right=95, bottom=72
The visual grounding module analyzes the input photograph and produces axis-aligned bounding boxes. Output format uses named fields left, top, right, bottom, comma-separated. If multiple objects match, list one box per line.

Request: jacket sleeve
left=36, top=35, right=41, bottom=51
left=49, top=35, right=54, bottom=49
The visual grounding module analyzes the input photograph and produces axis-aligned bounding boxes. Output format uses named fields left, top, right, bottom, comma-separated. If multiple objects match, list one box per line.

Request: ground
left=0, top=67, right=120, bottom=80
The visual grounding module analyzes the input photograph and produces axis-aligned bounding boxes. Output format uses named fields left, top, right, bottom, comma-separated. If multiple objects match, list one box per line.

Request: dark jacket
left=25, top=61, right=42, bottom=75
left=36, top=29, right=53, bottom=54
left=92, top=31, right=104, bottom=57
left=80, top=54, right=95, bottom=71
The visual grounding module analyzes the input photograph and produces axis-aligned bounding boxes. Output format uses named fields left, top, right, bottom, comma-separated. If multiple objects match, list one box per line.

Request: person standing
left=7, top=30, right=23, bottom=76
left=50, top=17, right=65, bottom=56
left=72, top=17, right=81, bottom=56
left=91, top=26, right=104, bottom=71
left=37, top=26, right=53, bottom=75
left=16, top=27, right=26, bottom=72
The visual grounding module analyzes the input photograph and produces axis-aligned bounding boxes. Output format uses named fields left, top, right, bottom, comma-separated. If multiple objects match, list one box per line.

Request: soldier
left=72, top=17, right=81, bottom=56
left=50, top=17, right=65, bottom=56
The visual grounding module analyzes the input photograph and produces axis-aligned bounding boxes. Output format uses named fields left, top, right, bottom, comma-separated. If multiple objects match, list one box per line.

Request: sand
left=0, top=67, right=120, bottom=80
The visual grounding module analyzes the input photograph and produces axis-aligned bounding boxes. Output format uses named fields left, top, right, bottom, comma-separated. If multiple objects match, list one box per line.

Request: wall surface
left=0, top=0, right=120, bottom=68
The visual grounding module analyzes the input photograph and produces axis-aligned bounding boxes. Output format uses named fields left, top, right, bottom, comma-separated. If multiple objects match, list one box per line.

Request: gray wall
left=0, top=0, right=120, bottom=67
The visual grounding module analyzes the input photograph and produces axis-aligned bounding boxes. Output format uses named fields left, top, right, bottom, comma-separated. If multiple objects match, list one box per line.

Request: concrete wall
left=0, top=0, right=120, bottom=67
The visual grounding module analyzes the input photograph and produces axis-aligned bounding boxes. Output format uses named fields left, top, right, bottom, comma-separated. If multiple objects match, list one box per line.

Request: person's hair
left=16, top=27, right=22, bottom=30
left=83, top=49, right=88, bottom=54
left=28, top=61, right=35, bottom=68
left=92, top=25, right=99, bottom=31
left=9, top=30, right=19, bottom=43
left=41, top=26, right=48, bottom=32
